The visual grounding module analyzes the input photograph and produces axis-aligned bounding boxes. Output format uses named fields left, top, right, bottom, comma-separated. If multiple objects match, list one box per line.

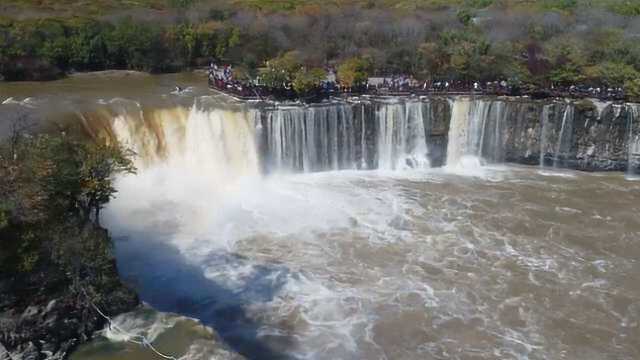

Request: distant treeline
left=0, top=17, right=240, bottom=80
left=1, top=1, right=640, bottom=98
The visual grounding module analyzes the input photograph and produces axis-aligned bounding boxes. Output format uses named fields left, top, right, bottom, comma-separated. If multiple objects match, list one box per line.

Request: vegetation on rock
left=0, top=114, right=138, bottom=358
left=0, top=115, right=135, bottom=276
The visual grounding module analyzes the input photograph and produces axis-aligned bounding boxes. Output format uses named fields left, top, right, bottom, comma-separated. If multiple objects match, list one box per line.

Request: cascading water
left=627, top=104, right=640, bottom=178
left=376, top=100, right=430, bottom=170
left=83, top=97, right=436, bottom=177
left=539, top=104, right=552, bottom=167
left=481, top=100, right=508, bottom=163
left=445, top=97, right=472, bottom=167
left=445, top=97, right=507, bottom=172
left=83, top=98, right=261, bottom=184
left=261, top=100, right=431, bottom=172
left=262, top=104, right=359, bottom=172
left=467, top=100, right=492, bottom=158
left=553, top=104, right=574, bottom=168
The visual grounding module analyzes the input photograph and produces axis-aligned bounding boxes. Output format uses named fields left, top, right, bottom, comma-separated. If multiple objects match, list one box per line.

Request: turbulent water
left=2, top=76, right=639, bottom=360
left=86, top=165, right=640, bottom=360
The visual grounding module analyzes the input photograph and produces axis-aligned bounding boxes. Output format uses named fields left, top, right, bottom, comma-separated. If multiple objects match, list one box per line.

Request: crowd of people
left=208, top=63, right=261, bottom=98
left=208, top=63, right=339, bottom=101
left=208, top=64, right=627, bottom=102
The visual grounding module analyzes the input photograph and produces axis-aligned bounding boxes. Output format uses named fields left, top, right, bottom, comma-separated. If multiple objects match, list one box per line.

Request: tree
left=418, top=42, right=446, bottom=80
left=261, top=51, right=303, bottom=87
left=1, top=130, right=135, bottom=227
left=584, top=62, right=640, bottom=87
left=544, top=36, right=587, bottom=86
left=167, top=24, right=198, bottom=67
left=76, top=142, right=136, bottom=225
left=337, top=57, right=371, bottom=88
left=292, top=67, right=326, bottom=94
left=625, top=78, right=640, bottom=102
left=437, top=29, right=493, bottom=81
left=105, top=18, right=162, bottom=71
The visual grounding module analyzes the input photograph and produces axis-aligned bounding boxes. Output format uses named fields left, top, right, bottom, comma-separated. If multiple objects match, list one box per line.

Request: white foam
left=538, top=170, right=577, bottom=178
left=444, top=155, right=486, bottom=177
left=103, top=309, right=185, bottom=343
left=1, top=96, right=40, bottom=108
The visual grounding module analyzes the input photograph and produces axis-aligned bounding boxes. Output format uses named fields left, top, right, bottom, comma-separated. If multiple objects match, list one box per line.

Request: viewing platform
left=208, top=77, right=627, bottom=104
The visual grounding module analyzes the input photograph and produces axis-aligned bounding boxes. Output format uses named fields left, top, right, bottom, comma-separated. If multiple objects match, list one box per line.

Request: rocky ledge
left=0, top=228, right=139, bottom=360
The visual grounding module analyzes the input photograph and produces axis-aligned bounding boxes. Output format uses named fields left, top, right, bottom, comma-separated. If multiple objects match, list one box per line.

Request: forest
left=1, top=0, right=640, bottom=98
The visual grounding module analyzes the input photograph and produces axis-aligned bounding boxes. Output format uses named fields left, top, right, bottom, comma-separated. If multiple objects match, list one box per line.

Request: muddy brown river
left=73, top=166, right=640, bottom=360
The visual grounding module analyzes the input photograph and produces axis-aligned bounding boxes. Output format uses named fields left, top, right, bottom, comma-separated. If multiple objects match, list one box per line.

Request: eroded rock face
left=434, top=97, right=639, bottom=172
left=424, top=97, right=451, bottom=167
left=0, top=237, right=138, bottom=360
left=329, top=97, right=638, bottom=172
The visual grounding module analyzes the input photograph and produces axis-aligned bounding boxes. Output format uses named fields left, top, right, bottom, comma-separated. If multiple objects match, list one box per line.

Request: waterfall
left=376, top=100, right=430, bottom=170
left=446, top=98, right=507, bottom=168
left=539, top=104, right=552, bottom=167
left=84, top=99, right=260, bottom=182
left=553, top=104, right=574, bottom=168
left=446, top=98, right=471, bottom=166
left=84, top=98, right=435, bottom=176
left=262, top=100, right=431, bottom=173
left=628, top=104, right=640, bottom=178
left=262, top=104, right=360, bottom=172
left=76, top=96, right=640, bottom=177
left=468, top=100, right=492, bottom=158
left=360, top=105, right=367, bottom=169
left=482, top=101, right=508, bottom=163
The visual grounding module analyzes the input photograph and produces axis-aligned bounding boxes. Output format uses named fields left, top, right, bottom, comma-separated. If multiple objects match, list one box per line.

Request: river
left=2, top=73, right=639, bottom=360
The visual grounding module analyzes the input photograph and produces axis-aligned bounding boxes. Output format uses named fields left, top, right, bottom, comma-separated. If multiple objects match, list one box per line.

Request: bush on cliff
left=0, top=115, right=138, bottom=358
left=0, top=116, right=135, bottom=275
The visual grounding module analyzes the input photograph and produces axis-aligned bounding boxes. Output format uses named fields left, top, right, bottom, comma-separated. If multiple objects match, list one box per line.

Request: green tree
left=624, top=78, right=640, bottom=102
left=0, top=119, right=136, bottom=278
left=105, top=18, right=162, bottom=71
left=337, top=57, right=371, bottom=88
left=76, top=142, right=136, bottom=225
left=292, top=67, right=326, bottom=94
left=438, top=30, right=492, bottom=81
left=544, top=36, right=586, bottom=85
left=1, top=132, right=135, bottom=226
left=584, top=62, right=640, bottom=87
left=261, top=51, right=302, bottom=87
left=67, top=20, right=110, bottom=70
left=418, top=41, right=447, bottom=80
